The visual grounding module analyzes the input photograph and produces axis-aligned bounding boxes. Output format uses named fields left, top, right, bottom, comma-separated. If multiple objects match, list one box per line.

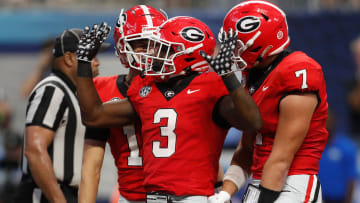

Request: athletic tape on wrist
left=221, top=71, right=242, bottom=92
left=223, top=165, right=248, bottom=190
left=77, top=60, right=93, bottom=77
left=218, top=191, right=231, bottom=202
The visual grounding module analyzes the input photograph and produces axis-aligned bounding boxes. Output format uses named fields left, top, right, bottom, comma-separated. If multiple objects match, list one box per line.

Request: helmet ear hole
left=185, top=57, right=196, bottom=62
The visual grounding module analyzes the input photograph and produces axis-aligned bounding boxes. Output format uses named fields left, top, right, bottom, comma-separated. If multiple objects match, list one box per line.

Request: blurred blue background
left=1, top=0, right=360, bottom=202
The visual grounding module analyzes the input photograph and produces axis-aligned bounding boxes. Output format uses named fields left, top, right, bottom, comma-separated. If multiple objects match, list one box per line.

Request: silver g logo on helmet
left=236, top=16, right=261, bottom=33
left=180, top=27, right=205, bottom=42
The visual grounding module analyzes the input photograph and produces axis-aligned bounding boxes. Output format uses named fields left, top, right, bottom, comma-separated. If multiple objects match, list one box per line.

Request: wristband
left=77, top=60, right=93, bottom=77
left=223, top=165, right=248, bottom=190
left=257, top=185, right=281, bottom=203
left=218, top=191, right=231, bottom=202
left=221, top=71, right=242, bottom=92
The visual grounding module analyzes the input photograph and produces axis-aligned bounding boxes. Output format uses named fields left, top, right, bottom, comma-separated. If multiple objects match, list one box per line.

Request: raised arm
left=76, top=23, right=137, bottom=128
left=200, top=30, right=262, bottom=131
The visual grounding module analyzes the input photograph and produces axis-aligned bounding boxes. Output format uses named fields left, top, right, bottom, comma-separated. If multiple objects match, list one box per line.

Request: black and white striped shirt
left=21, top=69, right=85, bottom=187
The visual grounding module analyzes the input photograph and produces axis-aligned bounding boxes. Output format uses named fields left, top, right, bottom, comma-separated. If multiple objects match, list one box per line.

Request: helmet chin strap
left=152, top=43, right=204, bottom=78
left=240, top=31, right=261, bottom=53
left=255, top=45, right=273, bottom=62
left=234, top=31, right=262, bottom=69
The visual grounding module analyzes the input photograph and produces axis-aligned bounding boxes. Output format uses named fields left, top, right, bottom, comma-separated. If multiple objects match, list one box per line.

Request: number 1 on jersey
left=124, top=125, right=143, bottom=166
left=295, top=69, right=308, bottom=89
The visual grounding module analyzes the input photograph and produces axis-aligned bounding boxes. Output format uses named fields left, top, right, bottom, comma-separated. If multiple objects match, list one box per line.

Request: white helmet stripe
left=140, top=5, right=153, bottom=27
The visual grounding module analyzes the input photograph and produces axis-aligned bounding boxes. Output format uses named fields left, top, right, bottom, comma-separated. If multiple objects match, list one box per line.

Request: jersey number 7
left=295, top=69, right=308, bottom=89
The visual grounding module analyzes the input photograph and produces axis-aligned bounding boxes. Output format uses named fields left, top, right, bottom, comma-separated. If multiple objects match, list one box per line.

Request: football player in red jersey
left=75, top=16, right=261, bottom=203
left=78, top=5, right=167, bottom=203
left=209, top=1, right=329, bottom=203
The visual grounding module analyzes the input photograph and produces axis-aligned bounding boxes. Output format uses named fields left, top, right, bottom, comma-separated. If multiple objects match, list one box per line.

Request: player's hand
left=208, top=191, right=231, bottom=203
left=200, top=29, right=237, bottom=76
left=77, top=22, right=111, bottom=63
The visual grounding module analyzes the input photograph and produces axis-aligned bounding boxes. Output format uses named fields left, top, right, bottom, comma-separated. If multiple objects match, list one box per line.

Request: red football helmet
left=138, top=16, right=216, bottom=78
left=113, top=5, right=167, bottom=69
left=221, top=0, right=290, bottom=69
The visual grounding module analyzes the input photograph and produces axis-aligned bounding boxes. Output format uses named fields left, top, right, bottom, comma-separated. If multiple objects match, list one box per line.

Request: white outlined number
left=124, top=125, right=143, bottom=166
left=295, top=69, right=308, bottom=89
left=152, top=109, right=177, bottom=158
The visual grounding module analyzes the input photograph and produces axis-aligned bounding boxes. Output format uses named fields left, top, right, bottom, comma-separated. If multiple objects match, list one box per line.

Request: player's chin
left=93, top=70, right=100, bottom=77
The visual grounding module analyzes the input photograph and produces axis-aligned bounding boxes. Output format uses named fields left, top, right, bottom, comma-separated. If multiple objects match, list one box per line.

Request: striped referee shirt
left=21, top=69, right=85, bottom=187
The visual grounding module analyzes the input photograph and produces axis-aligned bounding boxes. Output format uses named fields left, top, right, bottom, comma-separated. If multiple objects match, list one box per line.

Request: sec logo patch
left=139, top=86, right=152, bottom=97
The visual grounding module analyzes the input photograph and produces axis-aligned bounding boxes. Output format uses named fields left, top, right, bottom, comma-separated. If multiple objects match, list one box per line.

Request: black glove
left=199, top=29, right=237, bottom=76
left=77, top=22, right=111, bottom=63
left=257, top=185, right=280, bottom=203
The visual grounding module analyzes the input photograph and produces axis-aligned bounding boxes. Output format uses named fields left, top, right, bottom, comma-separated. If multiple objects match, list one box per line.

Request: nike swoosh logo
left=187, top=89, right=200, bottom=94
left=262, top=86, right=269, bottom=91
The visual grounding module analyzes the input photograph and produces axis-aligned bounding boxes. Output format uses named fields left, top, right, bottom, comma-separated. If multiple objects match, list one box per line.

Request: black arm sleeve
left=212, top=96, right=231, bottom=130
left=85, top=127, right=110, bottom=142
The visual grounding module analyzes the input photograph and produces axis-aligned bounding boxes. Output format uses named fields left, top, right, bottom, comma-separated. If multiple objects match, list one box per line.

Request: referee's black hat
left=53, top=28, right=110, bottom=58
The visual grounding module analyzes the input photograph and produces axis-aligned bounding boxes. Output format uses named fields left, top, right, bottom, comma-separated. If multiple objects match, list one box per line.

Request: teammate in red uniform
left=75, top=16, right=261, bottom=203
left=209, top=1, right=328, bottom=203
left=78, top=5, right=167, bottom=203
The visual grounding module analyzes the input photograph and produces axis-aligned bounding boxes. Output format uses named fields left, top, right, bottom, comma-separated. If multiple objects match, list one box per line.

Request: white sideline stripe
left=308, top=175, right=317, bottom=202
left=32, top=188, right=41, bottom=203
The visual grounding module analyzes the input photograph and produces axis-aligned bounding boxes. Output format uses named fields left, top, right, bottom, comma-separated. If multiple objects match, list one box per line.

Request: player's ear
left=63, top=51, right=77, bottom=67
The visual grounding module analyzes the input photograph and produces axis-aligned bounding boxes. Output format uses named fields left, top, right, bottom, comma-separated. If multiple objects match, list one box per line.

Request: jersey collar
left=156, top=71, right=199, bottom=101
left=116, top=74, right=129, bottom=97
left=246, top=50, right=291, bottom=95
left=51, top=68, right=76, bottom=94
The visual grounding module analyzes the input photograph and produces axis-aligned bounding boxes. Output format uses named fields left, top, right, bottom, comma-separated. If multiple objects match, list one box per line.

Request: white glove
left=208, top=191, right=231, bottom=203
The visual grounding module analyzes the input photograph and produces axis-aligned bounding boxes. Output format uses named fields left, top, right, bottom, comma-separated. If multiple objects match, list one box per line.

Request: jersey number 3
left=153, top=109, right=177, bottom=158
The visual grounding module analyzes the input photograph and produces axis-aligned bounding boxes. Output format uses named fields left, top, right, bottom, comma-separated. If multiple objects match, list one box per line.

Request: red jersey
left=86, top=75, right=146, bottom=201
left=246, top=51, right=328, bottom=179
left=127, top=72, right=229, bottom=196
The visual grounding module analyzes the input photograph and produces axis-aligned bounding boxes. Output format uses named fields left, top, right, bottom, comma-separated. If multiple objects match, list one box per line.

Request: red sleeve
left=280, top=61, right=324, bottom=94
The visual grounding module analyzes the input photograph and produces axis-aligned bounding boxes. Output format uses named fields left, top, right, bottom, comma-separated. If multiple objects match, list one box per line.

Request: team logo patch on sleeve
left=140, top=86, right=152, bottom=97
left=180, top=27, right=205, bottom=42
left=236, top=16, right=261, bottom=33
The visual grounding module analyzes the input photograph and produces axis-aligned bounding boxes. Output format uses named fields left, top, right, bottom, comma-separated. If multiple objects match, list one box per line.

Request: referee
left=14, top=28, right=86, bottom=203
